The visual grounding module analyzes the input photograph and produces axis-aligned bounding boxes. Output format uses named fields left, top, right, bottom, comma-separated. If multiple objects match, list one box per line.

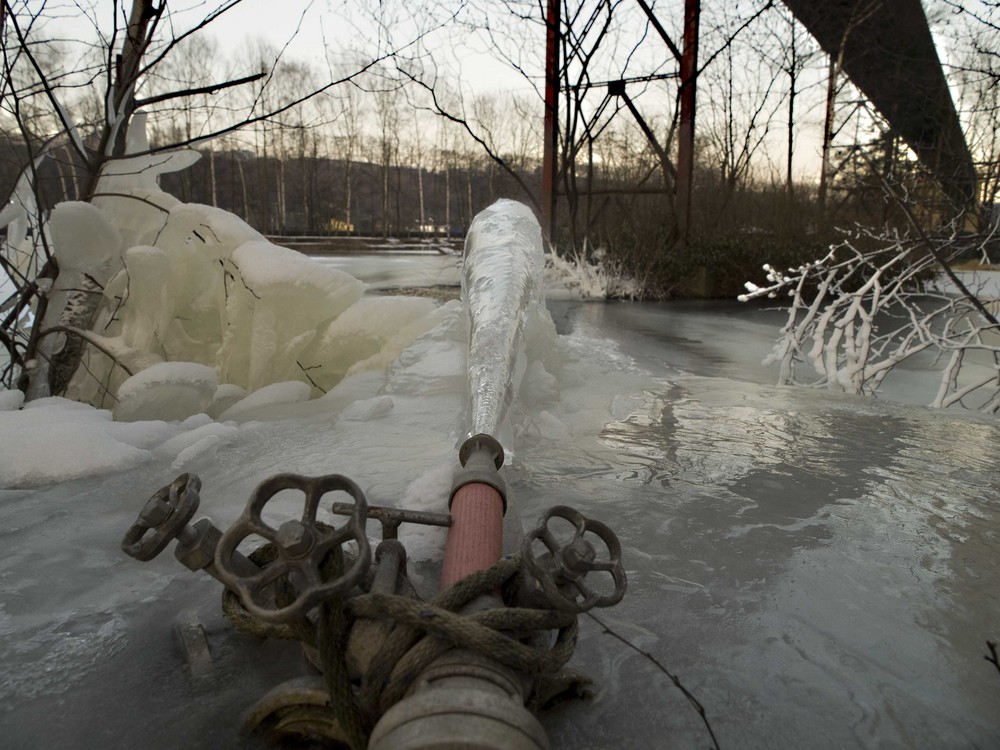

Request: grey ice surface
left=1, top=262, right=998, bottom=750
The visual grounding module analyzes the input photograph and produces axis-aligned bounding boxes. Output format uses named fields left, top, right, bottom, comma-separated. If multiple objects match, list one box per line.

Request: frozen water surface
left=2, top=257, right=999, bottom=747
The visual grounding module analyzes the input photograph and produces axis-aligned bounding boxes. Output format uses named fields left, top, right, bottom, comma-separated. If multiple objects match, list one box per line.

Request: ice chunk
left=169, top=433, right=227, bottom=471
left=22, top=395, right=100, bottom=412
left=154, top=422, right=238, bottom=458
left=340, top=395, right=394, bottom=422
left=206, top=383, right=247, bottom=419
left=218, top=380, right=312, bottom=422
left=114, top=362, right=217, bottom=422
left=154, top=203, right=264, bottom=262
left=218, top=242, right=365, bottom=390
left=48, top=202, right=122, bottom=272
left=299, top=295, right=442, bottom=391
left=0, top=404, right=151, bottom=487
left=519, top=359, right=559, bottom=408
left=95, top=146, right=201, bottom=197
left=0, top=390, right=24, bottom=411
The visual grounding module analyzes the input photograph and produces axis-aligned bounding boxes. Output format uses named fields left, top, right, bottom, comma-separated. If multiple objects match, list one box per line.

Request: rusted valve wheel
left=214, top=473, right=371, bottom=624
left=121, top=473, right=201, bottom=561
left=522, top=505, right=626, bottom=613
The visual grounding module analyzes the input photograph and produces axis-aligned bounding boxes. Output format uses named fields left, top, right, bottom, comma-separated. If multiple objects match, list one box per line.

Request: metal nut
left=139, top=495, right=173, bottom=526
left=275, top=519, right=315, bottom=558
left=560, top=538, right=596, bottom=581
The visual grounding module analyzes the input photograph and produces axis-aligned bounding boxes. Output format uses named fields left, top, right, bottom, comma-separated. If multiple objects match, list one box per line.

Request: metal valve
left=121, top=473, right=259, bottom=583
left=214, top=473, right=372, bottom=624
left=521, top=505, right=627, bottom=613
left=122, top=473, right=202, bottom=561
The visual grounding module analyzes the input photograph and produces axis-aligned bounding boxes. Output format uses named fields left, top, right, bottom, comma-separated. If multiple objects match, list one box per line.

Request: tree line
left=2, top=1, right=998, bottom=262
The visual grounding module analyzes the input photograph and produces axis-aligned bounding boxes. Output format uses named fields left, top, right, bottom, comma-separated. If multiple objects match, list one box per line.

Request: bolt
left=276, top=519, right=315, bottom=559
left=559, top=538, right=596, bottom=580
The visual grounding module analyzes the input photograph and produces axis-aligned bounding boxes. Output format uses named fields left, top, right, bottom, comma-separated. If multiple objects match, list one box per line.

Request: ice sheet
left=2, top=271, right=999, bottom=750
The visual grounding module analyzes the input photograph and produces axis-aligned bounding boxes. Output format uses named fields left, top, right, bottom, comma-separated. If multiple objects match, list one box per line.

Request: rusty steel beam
left=676, top=0, right=699, bottom=247
left=782, top=0, right=976, bottom=210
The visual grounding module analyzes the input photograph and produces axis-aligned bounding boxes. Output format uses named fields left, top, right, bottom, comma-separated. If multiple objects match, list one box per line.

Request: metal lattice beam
left=782, top=0, right=977, bottom=209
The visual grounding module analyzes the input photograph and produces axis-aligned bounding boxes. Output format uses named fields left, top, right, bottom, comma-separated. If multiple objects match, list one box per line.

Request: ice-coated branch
left=740, top=223, right=1000, bottom=411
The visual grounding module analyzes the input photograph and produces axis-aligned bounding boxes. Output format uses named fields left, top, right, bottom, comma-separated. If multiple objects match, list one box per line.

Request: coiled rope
left=221, top=549, right=577, bottom=750
left=222, top=545, right=577, bottom=750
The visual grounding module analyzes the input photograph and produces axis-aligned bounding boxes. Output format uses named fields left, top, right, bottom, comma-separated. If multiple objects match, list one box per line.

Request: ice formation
left=0, top=115, right=567, bottom=489
left=463, top=199, right=557, bottom=446
left=0, top=118, right=471, bottom=425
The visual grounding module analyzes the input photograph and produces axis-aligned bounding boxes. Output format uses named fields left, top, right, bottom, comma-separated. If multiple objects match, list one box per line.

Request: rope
left=220, top=545, right=316, bottom=644
left=221, top=551, right=579, bottom=750
left=317, top=550, right=369, bottom=750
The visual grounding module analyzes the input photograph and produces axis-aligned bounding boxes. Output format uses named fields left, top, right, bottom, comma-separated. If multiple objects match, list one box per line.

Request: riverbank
left=267, top=235, right=462, bottom=255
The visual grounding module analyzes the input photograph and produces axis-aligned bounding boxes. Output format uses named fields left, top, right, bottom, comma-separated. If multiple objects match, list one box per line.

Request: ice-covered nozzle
left=451, top=434, right=507, bottom=513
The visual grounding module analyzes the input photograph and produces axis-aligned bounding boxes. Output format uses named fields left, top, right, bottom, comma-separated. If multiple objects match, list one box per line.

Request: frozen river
left=1, top=252, right=998, bottom=749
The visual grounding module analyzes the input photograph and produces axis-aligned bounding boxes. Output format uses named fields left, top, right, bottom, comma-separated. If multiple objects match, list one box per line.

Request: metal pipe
left=367, top=437, right=548, bottom=749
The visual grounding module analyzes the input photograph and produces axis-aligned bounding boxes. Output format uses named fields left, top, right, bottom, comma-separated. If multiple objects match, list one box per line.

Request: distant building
left=327, top=218, right=354, bottom=233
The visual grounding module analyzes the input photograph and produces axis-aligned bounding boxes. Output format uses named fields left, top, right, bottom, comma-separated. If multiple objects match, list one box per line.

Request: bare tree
left=0, top=0, right=426, bottom=395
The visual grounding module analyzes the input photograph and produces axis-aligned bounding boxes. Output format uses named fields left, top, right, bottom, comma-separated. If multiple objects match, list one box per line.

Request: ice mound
left=38, top=121, right=449, bottom=419
left=65, top=203, right=368, bottom=410
left=217, top=380, right=313, bottom=422
left=0, top=390, right=24, bottom=411
left=114, top=362, right=218, bottom=422
left=0, top=392, right=152, bottom=487
left=0, top=387, right=242, bottom=488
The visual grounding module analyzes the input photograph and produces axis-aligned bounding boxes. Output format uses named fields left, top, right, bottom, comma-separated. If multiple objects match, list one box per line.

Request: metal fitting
left=368, top=651, right=549, bottom=750
left=173, top=518, right=224, bottom=573
left=450, top=434, right=508, bottom=513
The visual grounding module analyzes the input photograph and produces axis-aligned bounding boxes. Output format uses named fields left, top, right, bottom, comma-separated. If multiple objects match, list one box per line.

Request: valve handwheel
left=122, top=473, right=201, bottom=561
left=214, top=473, right=371, bottom=624
left=522, top=505, right=626, bottom=613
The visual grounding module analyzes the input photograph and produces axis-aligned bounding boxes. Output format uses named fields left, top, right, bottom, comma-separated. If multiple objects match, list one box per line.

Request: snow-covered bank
left=929, top=266, right=1000, bottom=299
